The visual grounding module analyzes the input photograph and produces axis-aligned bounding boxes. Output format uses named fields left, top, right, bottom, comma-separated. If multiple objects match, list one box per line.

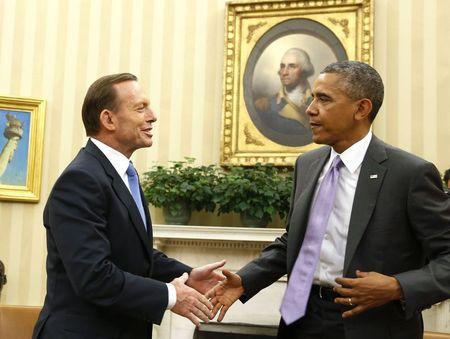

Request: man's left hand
left=334, top=270, right=404, bottom=318
left=187, top=260, right=226, bottom=294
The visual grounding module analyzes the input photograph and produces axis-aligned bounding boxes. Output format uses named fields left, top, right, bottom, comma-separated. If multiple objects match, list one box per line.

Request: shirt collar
left=90, top=138, right=130, bottom=178
left=330, top=131, right=373, bottom=174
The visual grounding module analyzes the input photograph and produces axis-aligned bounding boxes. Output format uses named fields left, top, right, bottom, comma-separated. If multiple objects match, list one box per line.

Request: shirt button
left=324, top=234, right=329, bottom=240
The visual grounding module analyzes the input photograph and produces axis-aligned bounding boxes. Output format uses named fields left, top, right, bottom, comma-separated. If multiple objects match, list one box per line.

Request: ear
left=98, top=109, right=116, bottom=132
left=354, top=98, right=372, bottom=121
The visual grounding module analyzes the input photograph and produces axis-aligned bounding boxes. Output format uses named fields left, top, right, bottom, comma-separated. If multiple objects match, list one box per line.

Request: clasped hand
left=170, top=260, right=226, bottom=327
left=205, top=269, right=244, bottom=322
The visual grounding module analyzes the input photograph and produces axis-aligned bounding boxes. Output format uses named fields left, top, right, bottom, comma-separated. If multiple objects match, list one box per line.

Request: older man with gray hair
left=255, top=48, right=314, bottom=146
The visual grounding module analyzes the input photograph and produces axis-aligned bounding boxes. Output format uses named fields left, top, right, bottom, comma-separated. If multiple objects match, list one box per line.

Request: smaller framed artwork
left=221, top=0, right=373, bottom=166
left=0, top=96, right=46, bottom=202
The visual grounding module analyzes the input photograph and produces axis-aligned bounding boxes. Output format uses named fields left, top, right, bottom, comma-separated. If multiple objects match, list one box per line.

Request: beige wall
left=0, top=0, right=449, bottom=330
left=374, top=0, right=450, bottom=168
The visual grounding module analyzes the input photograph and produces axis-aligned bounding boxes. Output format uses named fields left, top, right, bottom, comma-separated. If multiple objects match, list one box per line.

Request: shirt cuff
left=166, top=283, right=177, bottom=310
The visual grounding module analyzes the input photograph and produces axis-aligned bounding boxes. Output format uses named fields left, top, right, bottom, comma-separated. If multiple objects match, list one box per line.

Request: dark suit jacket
left=33, top=140, right=191, bottom=339
left=237, top=136, right=450, bottom=339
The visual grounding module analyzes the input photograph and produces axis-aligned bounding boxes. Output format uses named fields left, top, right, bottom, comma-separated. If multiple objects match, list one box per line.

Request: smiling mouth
left=142, top=128, right=153, bottom=137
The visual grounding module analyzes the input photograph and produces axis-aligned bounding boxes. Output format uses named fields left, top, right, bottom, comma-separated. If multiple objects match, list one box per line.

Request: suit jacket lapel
left=343, top=136, right=387, bottom=276
left=287, top=148, right=330, bottom=272
left=84, top=140, right=153, bottom=259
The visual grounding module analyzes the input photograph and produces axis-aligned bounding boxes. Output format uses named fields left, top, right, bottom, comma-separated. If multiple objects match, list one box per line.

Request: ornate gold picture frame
left=0, top=96, right=46, bottom=202
left=221, top=0, right=373, bottom=166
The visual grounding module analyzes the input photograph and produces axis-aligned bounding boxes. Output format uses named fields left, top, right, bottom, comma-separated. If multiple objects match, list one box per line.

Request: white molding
left=153, top=224, right=284, bottom=242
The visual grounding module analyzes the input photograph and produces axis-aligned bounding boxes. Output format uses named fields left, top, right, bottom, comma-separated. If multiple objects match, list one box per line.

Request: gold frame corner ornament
left=0, top=95, right=46, bottom=202
left=220, top=0, right=374, bottom=166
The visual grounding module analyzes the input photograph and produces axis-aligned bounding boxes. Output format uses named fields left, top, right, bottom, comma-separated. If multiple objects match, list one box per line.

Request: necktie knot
left=330, top=155, right=343, bottom=171
left=127, top=162, right=137, bottom=178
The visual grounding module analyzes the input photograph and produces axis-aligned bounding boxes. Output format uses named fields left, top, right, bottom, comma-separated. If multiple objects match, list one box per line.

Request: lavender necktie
left=280, top=155, right=343, bottom=325
left=126, top=162, right=147, bottom=230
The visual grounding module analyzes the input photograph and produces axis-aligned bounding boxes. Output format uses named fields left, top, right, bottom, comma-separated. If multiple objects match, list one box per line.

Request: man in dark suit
left=33, top=73, right=225, bottom=339
left=206, top=61, right=450, bottom=339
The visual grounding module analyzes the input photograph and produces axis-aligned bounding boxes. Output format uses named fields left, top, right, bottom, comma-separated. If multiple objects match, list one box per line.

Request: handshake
left=169, top=260, right=243, bottom=326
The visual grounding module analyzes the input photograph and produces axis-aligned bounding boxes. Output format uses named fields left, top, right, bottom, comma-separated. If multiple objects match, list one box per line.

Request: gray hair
left=321, top=61, right=384, bottom=121
left=283, top=48, right=315, bottom=78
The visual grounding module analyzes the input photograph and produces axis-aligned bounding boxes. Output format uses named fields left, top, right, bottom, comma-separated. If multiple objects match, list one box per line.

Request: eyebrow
left=132, top=100, right=149, bottom=108
left=312, top=91, right=332, bottom=99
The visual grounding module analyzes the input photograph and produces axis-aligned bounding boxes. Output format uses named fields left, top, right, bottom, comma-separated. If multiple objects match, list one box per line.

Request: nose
left=306, top=98, right=317, bottom=116
left=146, top=107, right=157, bottom=123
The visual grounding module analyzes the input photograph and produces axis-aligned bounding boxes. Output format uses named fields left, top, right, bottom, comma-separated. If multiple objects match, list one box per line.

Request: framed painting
left=0, top=96, right=46, bottom=202
left=221, top=0, right=373, bottom=166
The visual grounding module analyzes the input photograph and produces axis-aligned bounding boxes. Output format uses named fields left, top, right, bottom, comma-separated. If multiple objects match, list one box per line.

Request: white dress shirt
left=91, top=138, right=131, bottom=190
left=90, top=138, right=177, bottom=309
left=312, top=131, right=373, bottom=286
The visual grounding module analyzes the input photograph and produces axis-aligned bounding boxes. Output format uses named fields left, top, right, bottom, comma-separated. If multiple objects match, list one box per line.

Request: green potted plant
left=213, top=163, right=293, bottom=227
left=142, top=158, right=219, bottom=224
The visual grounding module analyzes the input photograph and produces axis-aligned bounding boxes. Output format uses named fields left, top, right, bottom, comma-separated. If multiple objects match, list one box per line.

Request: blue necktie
left=126, top=162, right=147, bottom=230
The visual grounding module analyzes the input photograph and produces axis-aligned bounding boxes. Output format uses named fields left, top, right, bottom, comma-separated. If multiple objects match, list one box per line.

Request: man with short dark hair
left=207, top=61, right=450, bottom=339
left=33, top=73, right=225, bottom=339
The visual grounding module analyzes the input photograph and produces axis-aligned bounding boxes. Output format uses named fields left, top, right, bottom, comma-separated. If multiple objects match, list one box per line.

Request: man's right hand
left=205, top=269, right=244, bottom=322
left=170, top=272, right=213, bottom=327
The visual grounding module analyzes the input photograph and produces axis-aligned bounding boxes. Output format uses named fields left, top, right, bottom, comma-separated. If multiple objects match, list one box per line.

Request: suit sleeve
left=237, top=233, right=288, bottom=302
left=237, top=158, right=301, bottom=302
left=47, top=168, right=171, bottom=324
left=151, top=249, right=192, bottom=283
left=394, top=162, right=450, bottom=318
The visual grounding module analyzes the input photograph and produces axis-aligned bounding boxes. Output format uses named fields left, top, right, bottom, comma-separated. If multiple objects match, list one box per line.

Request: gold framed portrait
left=0, top=96, right=46, bottom=202
left=221, top=0, right=373, bottom=166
